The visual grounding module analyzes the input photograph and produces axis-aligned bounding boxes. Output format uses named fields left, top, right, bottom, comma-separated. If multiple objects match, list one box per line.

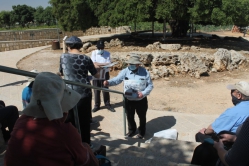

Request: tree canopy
left=11, top=5, right=36, bottom=27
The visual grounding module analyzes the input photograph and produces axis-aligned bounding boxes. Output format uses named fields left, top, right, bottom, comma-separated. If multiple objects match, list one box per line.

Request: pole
left=123, top=96, right=126, bottom=136
left=73, top=106, right=81, bottom=135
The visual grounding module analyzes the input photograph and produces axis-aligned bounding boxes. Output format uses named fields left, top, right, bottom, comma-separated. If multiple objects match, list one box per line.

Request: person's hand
left=213, top=139, right=224, bottom=150
left=199, top=128, right=206, bottom=134
left=94, top=64, right=100, bottom=69
left=137, top=91, right=143, bottom=98
left=103, top=81, right=109, bottom=87
left=219, top=134, right=236, bottom=143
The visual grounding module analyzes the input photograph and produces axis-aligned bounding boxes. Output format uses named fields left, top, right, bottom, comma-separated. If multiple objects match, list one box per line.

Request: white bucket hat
left=26, top=69, right=39, bottom=86
left=126, top=54, right=142, bottom=64
left=227, top=81, right=249, bottom=96
left=23, top=72, right=81, bottom=121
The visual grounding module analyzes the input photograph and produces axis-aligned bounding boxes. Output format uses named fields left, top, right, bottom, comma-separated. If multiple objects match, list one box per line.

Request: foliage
left=11, top=5, right=36, bottom=27
left=34, top=6, right=55, bottom=26
left=49, top=0, right=97, bottom=32
left=0, top=11, right=12, bottom=29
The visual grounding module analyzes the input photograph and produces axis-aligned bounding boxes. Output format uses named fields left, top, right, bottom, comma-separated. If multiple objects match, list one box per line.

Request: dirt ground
left=17, top=31, right=249, bottom=115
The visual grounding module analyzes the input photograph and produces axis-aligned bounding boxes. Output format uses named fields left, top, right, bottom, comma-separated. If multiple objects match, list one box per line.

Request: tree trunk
left=169, top=20, right=190, bottom=37
left=152, top=20, right=154, bottom=37
left=163, top=19, right=166, bottom=40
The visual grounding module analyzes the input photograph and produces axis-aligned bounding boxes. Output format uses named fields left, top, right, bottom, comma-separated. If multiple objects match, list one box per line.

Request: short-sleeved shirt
left=212, top=101, right=249, bottom=134
left=22, top=86, right=32, bottom=109
left=60, top=53, right=97, bottom=98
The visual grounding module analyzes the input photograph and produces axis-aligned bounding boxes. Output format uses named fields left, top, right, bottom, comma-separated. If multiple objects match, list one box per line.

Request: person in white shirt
left=91, top=40, right=115, bottom=113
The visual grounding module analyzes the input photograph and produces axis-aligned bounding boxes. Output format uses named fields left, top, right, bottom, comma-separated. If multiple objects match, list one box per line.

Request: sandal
left=134, top=134, right=143, bottom=139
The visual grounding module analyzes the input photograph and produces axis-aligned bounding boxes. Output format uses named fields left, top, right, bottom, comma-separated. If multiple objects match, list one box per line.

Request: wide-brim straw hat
left=126, top=54, right=142, bottom=64
left=23, top=72, right=81, bottom=121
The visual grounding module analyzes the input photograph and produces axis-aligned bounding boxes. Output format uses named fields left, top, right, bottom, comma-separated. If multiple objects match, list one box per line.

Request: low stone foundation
left=0, top=40, right=52, bottom=52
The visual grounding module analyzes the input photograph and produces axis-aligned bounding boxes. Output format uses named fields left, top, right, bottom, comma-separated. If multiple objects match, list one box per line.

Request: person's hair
left=237, top=90, right=249, bottom=101
left=66, top=43, right=83, bottom=50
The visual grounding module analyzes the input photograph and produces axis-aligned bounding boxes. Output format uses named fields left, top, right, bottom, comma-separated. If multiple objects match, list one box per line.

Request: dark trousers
left=195, top=132, right=212, bottom=142
left=191, top=142, right=219, bottom=166
left=65, top=96, right=92, bottom=145
left=92, top=72, right=110, bottom=108
left=0, top=101, right=19, bottom=142
left=125, top=97, right=148, bottom=136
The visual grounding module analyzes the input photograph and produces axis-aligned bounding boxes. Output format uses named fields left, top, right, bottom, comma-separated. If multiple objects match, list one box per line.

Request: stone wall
left=0, top=26, right=131, bottom=41
left=0, top=26, right=131, bottom=52
left=0, top=40, right=52, bottom=52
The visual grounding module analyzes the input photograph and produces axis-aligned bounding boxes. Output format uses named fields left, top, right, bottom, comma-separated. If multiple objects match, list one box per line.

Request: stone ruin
left=82, top=39, right=248, bottom=80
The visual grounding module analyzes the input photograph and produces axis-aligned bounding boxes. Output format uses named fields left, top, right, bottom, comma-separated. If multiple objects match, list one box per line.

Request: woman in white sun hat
left=5, top=72, right=99, bottom=166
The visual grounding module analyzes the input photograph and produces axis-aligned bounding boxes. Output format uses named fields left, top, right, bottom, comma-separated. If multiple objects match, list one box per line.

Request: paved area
left=1, top=32, right=246, bottom=164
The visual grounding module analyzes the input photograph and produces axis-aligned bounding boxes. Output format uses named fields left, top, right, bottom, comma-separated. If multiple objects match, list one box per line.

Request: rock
left=86, top=46, right=97, bottom=53
left=161, top=44, right=181, bottom=51
left=146, top=44, right=154, bottom=50
left=83, top=42, right=92, bottom=50
left=191, top=46, right=200, bottom=51
left=213, top=48, right=231, bottom=71
left=211, top=68, right=217, bottom=73
left=151, top=53, right=179, bottom=67
left=230, top=50, right=247, bottom=68
left=181, top=46, right=190, bottom=51
left=164, top=77, right=170, bottom=81
left=179, top=53, right=208, bottom=78
left=109, top=38, right=124, bottom=47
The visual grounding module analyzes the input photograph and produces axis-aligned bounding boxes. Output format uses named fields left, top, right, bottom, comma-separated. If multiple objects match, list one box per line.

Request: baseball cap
left=227, top=81, right=249, bottom=96
left=65, top=36, right=82, bottom=44
left=97, top=40, right=105, bottom=48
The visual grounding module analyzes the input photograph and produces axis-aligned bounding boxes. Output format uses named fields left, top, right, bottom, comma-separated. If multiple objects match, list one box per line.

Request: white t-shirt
left=91, top=50, right=111, bottom=80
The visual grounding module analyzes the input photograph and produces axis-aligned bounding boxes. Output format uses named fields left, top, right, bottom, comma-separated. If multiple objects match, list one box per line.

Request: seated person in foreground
left=195, top=81, right=249, bottom=143
left=214, top=116, right=249, bottom=166
left=4, top=72, right=99, bottom=166
left=191, top=81, right=249, bottom=166
left=0, top=100, right=18, bottom=143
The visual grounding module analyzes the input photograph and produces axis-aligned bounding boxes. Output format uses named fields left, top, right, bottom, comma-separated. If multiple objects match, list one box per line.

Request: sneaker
left=107, top=106, right=116, bottom=112
left=125, top=131, right=136, bottom=137
left=92, top=107, right=99, bottom=113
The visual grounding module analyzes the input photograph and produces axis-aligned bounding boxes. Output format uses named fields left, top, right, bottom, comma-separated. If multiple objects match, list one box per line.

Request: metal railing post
left=123, top=96, right=126, bottom=136
left=73, top=106, right=81, bottom=135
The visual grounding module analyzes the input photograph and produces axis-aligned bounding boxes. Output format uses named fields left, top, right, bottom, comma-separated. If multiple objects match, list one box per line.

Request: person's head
left=65, top=36, right=83, bottom=50
left=26, top=69, right=39, bottom=87
left=23, top=72, right=81, bottom=121
left=96, top=40, right=105, bottom=55
left=227, top=81, right=249, bottom=105
left=126, top=54, right=142, bottom=72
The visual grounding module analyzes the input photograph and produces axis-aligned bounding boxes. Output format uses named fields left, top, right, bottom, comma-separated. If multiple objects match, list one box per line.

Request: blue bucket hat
left=65, top=36, right=82, bottom=44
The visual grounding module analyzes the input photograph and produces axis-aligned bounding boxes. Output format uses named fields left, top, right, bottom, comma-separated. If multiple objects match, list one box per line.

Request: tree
left=11, top=5, right=36, bottom=27
left=0, top=11, right=12, bottom=29
left=43, top=6, right=55, bottom=26
left=49, top=0, right=97, bottom=31
left=34, top=6, right=44, bottom=25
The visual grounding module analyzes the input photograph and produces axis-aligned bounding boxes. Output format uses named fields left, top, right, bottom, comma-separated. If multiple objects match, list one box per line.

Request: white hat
left=23, top=72, right=81, bottom=121
left=26, top=69, right=39, bottom=86
left=126, top=54, right=142, bottom=64
left=227, top=81, right=249, bottom=96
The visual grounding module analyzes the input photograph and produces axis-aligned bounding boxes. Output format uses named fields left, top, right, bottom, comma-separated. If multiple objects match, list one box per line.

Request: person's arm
left=64, top=125, right=99, bottom=166
left=59, top=55, right=64, bottom=76
left=214, top=140, right=229, bottom=166
left=104, top=68, right=127, bottom=86
left=88, top=58, right=100, bottom=78
left=222, top=117, right=249, bottom=166
left=140, top=70, right=153, bottom=98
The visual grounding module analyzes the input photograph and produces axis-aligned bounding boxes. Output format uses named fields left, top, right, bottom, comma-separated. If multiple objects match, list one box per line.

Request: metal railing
left=0, top=65, right=127, bottom=136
